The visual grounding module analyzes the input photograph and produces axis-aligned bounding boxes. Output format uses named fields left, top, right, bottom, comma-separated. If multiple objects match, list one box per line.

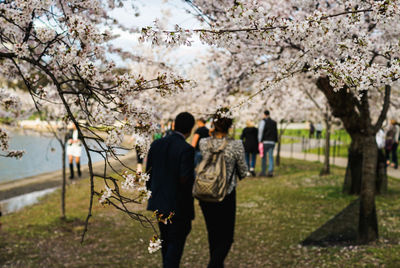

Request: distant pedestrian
left=196, top=116, right=248, bottom=268
left=315, top=123, right=323, bottom=139
left=376, top=128, right=387, bottom=191
left=240, top=120, right=258, bottom=176
left=66, top=123, right=82, bottom=179
left=258, top=110, right=278, bottom=177
left=309, top=122, right=315, bottom=138
left=130, top=124, right=146, bottom=173
left=146, top=112, right=195, bottom=268
left=385, top=119, right=399, bottom=169
left=191, top=118, right=210, bottom=167
left=153, top=123, right=163, bottom=140
left=164, top=119, right=174, bottom=137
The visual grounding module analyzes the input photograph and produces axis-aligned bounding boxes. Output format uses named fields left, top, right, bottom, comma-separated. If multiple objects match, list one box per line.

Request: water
left=0, top=187, right=58, bottom=214
left=0, top=131, right=104, bottom=183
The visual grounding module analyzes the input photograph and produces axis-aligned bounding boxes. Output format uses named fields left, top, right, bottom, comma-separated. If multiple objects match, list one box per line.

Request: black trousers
left=158, top=218, right=191, bottom=268
left=200, top=190, right=236, bottom=268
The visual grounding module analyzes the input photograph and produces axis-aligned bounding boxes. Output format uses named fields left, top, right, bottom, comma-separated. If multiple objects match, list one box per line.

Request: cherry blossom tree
left=141, top=0, right=400, bottom=243
left=0, top=0, right=191, bottom=251
left=0, top=87, right=32, bottom=158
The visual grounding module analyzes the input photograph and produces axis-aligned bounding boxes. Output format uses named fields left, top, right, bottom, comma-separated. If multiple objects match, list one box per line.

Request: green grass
left=0, top=117, right=13, bottom=124
left=285, top=128, right=351, bottom=142
left=1, top=159, right=400, bottom=267
left=306, top=144, right=349, bottom=158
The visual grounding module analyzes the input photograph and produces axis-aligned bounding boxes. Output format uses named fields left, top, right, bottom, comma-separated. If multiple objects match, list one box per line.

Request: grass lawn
left=1, top=159, right=400, bottom=267
left=285, top=128, right=351, bottom=142
left=306, top=144, right=349, bottom=158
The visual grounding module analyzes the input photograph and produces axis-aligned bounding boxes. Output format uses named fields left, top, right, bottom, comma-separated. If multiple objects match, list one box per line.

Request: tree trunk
left=343, top=135, right=363, bottom=194
left=376, top=148, right=388, bottom=194
left=358, top=135, right=379, bottom=243
left=61, top=145, right=66, bottom=219
left=320, top=116, right=331, bottom=175
left=343, top=134, right=387, bottom=195
left=276, top=124, right=286, bottom=167
left=315, top=76, right=382, bottom=244
left=276, top=137, right=281, bottom=167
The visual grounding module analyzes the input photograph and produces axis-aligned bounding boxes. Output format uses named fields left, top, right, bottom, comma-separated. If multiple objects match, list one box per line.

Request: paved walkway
left=279, top=150, right=400, bottom=180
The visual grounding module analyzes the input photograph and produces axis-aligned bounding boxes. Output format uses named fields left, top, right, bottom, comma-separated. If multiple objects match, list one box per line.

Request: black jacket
left=240, top=127, right=259, bottom=153
left=261, top=118, right=278, bottom=142
left=146, top=132, right=195, bottom=220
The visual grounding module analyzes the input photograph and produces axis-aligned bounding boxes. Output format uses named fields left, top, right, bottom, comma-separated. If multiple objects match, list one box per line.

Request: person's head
left=197, top=118, right=206, bottom=127
left=391, top=119, right=397, bottom=125
left=246, top=120, right=254, bottom=128
left=213, top=117, right=233, bottom=134
left=263, top=110, right=270, bottom=118
left=174, top=112, right=195, bottom=138
left=68, top=122, right=77, bottom=130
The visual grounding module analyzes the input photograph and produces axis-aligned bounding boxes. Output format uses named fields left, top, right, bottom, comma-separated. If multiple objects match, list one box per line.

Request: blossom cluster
left=121, top=171, right=151, bottom=202
left=148, top=236, right=162, bottom=254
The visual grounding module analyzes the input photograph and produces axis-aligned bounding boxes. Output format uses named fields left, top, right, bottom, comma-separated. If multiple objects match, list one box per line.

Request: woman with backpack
left=195, top=117, right=247, bottom=268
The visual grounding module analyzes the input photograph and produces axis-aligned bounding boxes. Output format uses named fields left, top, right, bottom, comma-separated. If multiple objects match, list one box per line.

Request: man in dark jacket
left=258, top=110, right=278, bottom=177
left=146, top=112, right=195, bottom=268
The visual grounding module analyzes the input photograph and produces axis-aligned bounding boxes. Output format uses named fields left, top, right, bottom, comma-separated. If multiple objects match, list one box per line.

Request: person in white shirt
left=66, top=123, right=82, bottom=179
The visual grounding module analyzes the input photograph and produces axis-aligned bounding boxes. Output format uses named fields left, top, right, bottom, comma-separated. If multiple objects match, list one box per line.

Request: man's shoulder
left=150, top=136, right=164, bottom=148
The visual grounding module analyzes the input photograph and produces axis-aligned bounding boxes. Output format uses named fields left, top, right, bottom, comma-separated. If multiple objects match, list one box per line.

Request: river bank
left=0, top=151, right=137, bottom=202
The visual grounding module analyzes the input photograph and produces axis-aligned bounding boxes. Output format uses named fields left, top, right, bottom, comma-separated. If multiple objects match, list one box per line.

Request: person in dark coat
left=146, top=112, right=195, bottom=268
left=240, top=120, right=258, bottom=176
left=258, top=110, right=278, bottom=177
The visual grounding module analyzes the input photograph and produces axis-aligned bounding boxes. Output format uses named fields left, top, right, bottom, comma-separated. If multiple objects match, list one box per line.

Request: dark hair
left=214, top=117, right=233, bottom=134
left=264, top=110, right=270, bottom=116
left=198, top=118, right=206, bottom=124
left=174, top=112, right=195, bottom=134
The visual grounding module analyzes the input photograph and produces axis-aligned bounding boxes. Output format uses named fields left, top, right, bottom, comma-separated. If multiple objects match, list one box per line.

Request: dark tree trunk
left=61, top=144, right=66, bottom=219
left=376, top=148, right=388, bottom=195
left=276, top=123, right=286, bottom=167
left=358, top=135, right=379, bottom=243
left=276, top=139, right=281, bottom=166
left=343, top=135, right=364, bottom=194
left=315, top=76, right=387, bottom=244
left=320, top=115, right=331, bottom=175
left=343, top=134, right=387, bottom=195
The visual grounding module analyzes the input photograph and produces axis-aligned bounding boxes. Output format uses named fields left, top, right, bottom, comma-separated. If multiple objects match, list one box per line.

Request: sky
left=108, top=0, right=211, bottom=67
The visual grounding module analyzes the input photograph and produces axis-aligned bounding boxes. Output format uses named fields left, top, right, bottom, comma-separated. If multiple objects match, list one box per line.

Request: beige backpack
left=193, top=139, right=229, bottom=202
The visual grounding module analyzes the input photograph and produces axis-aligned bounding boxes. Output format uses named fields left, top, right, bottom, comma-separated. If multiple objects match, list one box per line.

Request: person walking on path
left=146, top=112, right=195, bottom=268
left=309, top=122, right=315, bottom=139
left=385, top=119, right=399, bottom=169
left=240, top=120, right=258, bottom=176
left=198, top=117, right=248, bottom=268
left=66, top=123, right=82, bottom=179
left=258, top=110, right=278, bottom=177
left=191, top=118, right=210, bottom=166
left=315, top=122, right=323, bottom=139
